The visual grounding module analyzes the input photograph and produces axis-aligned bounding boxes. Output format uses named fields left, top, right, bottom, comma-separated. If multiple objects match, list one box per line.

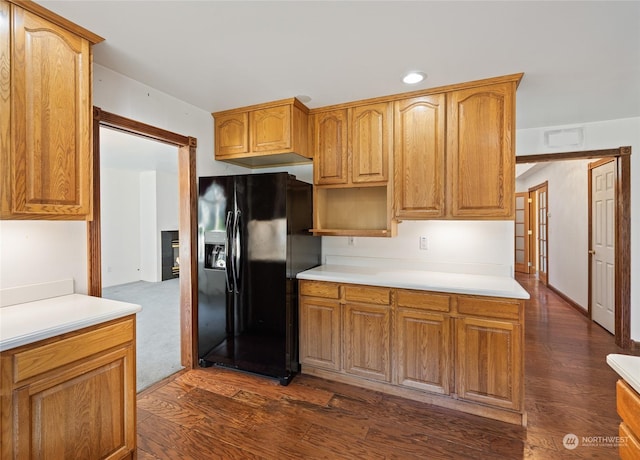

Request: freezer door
left=197, top=176, right=234, bottom=358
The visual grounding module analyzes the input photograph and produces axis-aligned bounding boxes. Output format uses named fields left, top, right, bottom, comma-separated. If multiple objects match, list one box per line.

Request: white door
left=591, top=160, right=616, bottom=334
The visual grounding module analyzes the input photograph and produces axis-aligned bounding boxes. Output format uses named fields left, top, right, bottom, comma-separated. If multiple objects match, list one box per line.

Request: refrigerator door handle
left=224, top=210, right=234, bottom=293
left=233, top=210, right=242, bottom=293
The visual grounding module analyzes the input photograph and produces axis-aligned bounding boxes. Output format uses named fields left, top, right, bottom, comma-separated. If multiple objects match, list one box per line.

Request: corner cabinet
left=299, top=280, right=526, bottom=426
left=0, top=316, right=137, bottom=459
left=213, top=98, right=311, bottom=168
left=0, top=0, right=103, bottom=220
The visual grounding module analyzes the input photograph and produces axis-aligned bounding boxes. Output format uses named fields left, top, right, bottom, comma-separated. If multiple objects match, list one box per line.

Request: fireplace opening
left=161, top=230, right=179, bottom=281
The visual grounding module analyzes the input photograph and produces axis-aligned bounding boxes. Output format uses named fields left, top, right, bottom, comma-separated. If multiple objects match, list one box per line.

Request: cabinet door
left=350, top=102, right=391, bottom=184
left=455, top=316, right=522, bottom=411
left=250, top=105, right=291, bottom=152
left=312, top=109, right=348, bottom=185
left=299, top=297, right=341, bottom=371
left=0, top=317, right=136, bottom=459
left=396, top=308, right=451, bottom=394
left=344, top=302, right=391, bottom=382
left=215, top=112, right=249, bottom=156
left=447, top=82, right=515, bottom=218
left=394, top=95, right=446, bottom=219
left=7, top=6, right=92, bottom=218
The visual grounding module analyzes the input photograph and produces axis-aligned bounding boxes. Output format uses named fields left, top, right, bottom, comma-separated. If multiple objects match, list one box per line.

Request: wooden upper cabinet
left=394, top=95, right=446, bottom=219
left=215, top=112, right=249, bottom=156
left=312, top=109, right=348, bottom=185
left=0, top=0, right=102, bottom=220
left=250, top=104, right=291, bottom=152
left=350, top=102, right=391, bottom=184
left=447, top=81, right=516, bottom=219
left=212, top=98, right=310, bottom=167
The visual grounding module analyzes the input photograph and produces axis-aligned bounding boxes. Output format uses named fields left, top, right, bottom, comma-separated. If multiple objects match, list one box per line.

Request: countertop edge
left=607, top=354, right=640, bottom=395
left=297, top=266, right=530, bottom=300
left=0, top=295, right=142, bottom=352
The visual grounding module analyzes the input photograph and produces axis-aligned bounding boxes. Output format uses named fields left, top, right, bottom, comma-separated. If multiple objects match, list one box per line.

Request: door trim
left=514, top=192, right=530, bottom=274
left=516, top=146, right=631, bottom=349
left=528, top=182, right=548, bottom=285
left=88, top=107, right=198, bottom=368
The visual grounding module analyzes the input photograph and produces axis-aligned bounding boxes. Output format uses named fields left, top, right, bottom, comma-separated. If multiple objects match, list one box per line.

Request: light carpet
left=102, top=278, right=183, bottom=392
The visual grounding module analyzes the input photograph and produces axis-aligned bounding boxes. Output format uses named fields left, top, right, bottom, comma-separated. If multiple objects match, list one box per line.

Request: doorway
left=87, top=108, right=198, bottom=368
left=515, top=146, right=631, bottom=348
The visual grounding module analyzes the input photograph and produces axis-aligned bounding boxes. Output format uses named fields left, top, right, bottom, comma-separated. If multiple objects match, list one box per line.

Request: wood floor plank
left=136, top=275, right=639, bottom=459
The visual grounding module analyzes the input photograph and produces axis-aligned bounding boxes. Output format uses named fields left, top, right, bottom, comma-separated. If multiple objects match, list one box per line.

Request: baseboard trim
left=546, top=283, right=588, bottom=317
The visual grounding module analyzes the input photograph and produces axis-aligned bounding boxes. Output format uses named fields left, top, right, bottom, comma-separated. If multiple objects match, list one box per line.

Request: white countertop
left=607, top=354, right=640, bottom=395
left=0, top=294, right=142, bottom=352
left=297, top=264, right=530, bottom=299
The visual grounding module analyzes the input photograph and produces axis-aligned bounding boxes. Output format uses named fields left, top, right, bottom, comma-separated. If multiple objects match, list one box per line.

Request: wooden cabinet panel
left=214, top=112, right=248, bottom=156
left=300, top=280, right=340, bottom=299
left=250, top=104, right=291, bottom=152
left=1, top=3, right=95, bottom=219
left=447, top=82, right=515, bottom=218
left=1, top=316, right=137, bottom=459
left=350, top=102, right=391, bottom=184
left=299, top=297, right=341, bottom=371
left=394, top=95, right=446, bottom=219
left=456, top=316, right=522, bottom=410
left=313, top=109, right=348, bottom=185
left=344, top=302, right=391, bottom=382
left=457, top=295, right=521, bottom=321
left=617, top=379, right=640, bottom=456
left=344, top=284, right=390, bottom=305
left=396, top=289, right=451, bottom=312
left=396, top=308, right=451, bottom=394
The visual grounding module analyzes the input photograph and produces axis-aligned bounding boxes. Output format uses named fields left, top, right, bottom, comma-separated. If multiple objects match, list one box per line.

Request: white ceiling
left=40, top=0, right=640, bottom=132
left=99, top=127, right=178, bottom=173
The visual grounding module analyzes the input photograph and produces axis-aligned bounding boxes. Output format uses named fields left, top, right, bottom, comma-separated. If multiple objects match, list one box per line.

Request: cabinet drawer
left=620, top=422, right=640, bottom=460
left=344, top=285, right=390, bottom=305
left=457, top=295, right=521, bottom=321
left=11, top=317, right=135, bottom=383
left=300, top=280, right=340, bottom=299
left=396, top=290, right=451, bottom=312
left=617, top=380, right=640, bottom=439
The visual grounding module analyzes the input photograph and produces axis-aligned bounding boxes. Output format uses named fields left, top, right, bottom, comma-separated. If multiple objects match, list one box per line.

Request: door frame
left=88, top=107, right=198, bottom=368
left=516, top=146, right=631, bottom=348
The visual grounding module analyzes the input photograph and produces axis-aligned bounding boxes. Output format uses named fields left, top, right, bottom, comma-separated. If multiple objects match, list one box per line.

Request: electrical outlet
left=419, top=236, right=428, bottom=250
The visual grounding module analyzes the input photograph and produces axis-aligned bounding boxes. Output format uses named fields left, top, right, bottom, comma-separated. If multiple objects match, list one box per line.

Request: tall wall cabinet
left=0, top=0, right=103, bottom=220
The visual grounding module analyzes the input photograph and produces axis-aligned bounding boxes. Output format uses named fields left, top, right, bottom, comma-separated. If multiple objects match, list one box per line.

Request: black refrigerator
left=197, top=172, right=320, bottom=385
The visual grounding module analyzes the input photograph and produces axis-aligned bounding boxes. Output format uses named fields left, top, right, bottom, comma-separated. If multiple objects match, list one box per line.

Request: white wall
left=322, top=220, right=515, bottom=276
left=139, top=171, right=159, bottom=282
left=516, top=159, right=592, bottom=309
left=101, top=168, right=141, bottom=287
left=516, top=117, right=640, bottom=340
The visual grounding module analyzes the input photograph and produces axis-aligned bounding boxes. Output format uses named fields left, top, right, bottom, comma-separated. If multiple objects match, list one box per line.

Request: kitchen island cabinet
left=298, top=268, right=528, bottom=425
left=0, top=285, right=140, bottom=459
left=0, top=0, right=103, bottom=220
left=607, top=354, right=640, bottom=459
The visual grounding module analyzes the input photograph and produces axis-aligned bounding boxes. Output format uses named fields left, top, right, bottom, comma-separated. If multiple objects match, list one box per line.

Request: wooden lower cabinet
left=343, top=302, right=391, bottom=382
left=396, top=308, right=451, bottom=394
left=299, top=280, right=525, bottom=425
left=616, top=379, right=640, bottom=459
left=0, top=316, right=137, bottom=459
left=299, top=297, right=341, bottom=371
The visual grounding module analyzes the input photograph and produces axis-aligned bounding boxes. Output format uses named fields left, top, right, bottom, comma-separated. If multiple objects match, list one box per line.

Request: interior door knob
left=589, top=250, right=595, bottom=255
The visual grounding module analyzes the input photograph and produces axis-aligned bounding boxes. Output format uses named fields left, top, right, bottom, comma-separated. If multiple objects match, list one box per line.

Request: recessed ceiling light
left=402, top=71, right=427, bottom=85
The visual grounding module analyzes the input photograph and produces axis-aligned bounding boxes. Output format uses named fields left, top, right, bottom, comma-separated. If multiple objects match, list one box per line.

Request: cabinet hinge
left=527, top=198, right=532, bottom=203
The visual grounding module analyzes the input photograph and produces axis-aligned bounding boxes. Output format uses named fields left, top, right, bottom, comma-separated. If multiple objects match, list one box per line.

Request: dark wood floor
left=136, top=275, right=636, bottom=459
